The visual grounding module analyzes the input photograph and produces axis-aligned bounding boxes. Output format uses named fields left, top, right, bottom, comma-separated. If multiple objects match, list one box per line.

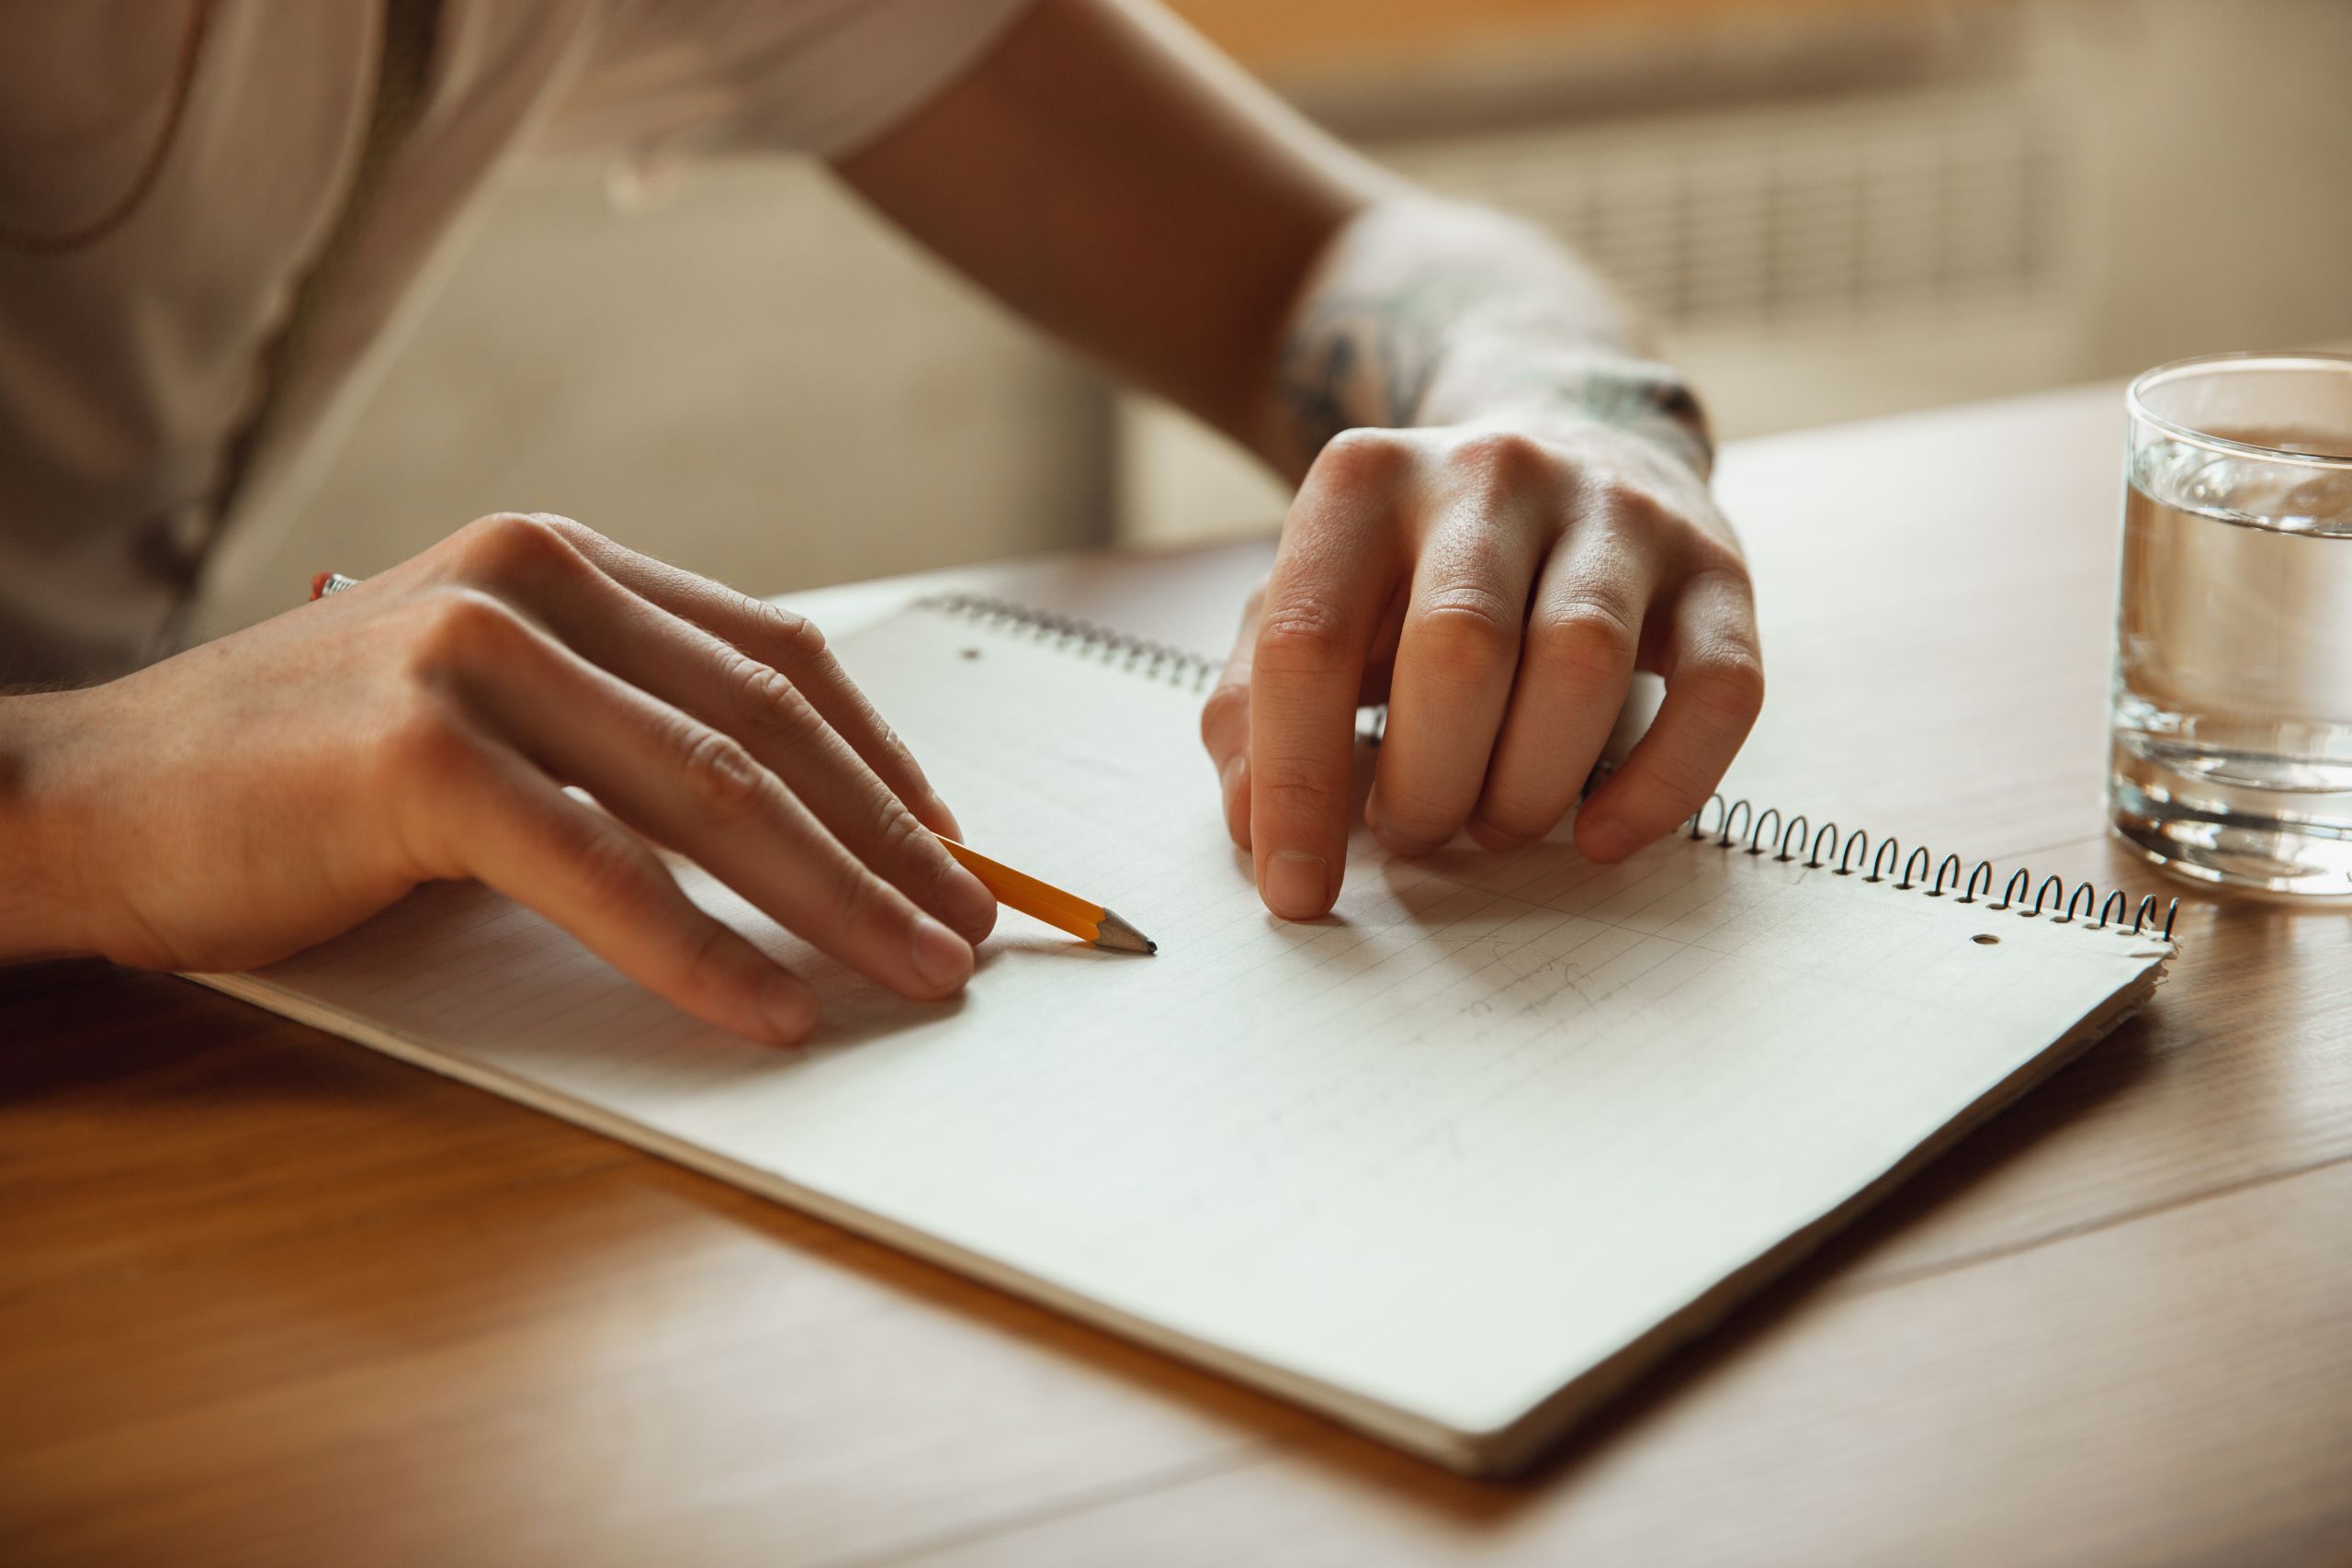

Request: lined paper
left=200, top=603, right=2168, bottom=1470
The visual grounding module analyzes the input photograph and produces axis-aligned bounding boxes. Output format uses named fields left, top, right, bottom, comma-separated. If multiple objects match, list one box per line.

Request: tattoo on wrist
left=1489, top=359, right=1716, bottom=476
left=1275, top=269, right=1503, bottom=462
left=1275, top=267, right=1713, bottom=475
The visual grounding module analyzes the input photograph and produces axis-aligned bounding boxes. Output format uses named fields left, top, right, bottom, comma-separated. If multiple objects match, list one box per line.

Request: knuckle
left=458, top=509, right=535, bottom=541
left=1590, top=475, right=1671, bottom=528
left=566, top=823, right=657, bottom=919
left=864, top=793, right=928, bottom=866
left=1631, top=772, right=1716, bottom=832
left=1679, top=648, right=1766, bottom=727
left=1683, top=535, right=1751, bottom=581
left=1198, top=682, right=1249, bottom=748
left=529, top=511, right=597, bottom=547
left=406, top=587, right=526, bottom=680
left=823, top=851, right=895, bottom=936
left=1254, top=597, right=1352, bottom=675
left=1379, top=784, right=1466, bottom=840
left=1531, top=596, right=1640, bottom=686
left=1307, top=426, right=1411, bottom=489
left=1615, top=740, right=1723, bottom=822
left=730, top=655, right=821, bottom=744
left=678, top=727, right=768, bottom=825
left=1449, top=428, right=1552, bottom=491
left=866, top=717, right=918, bottom=774
left=1411, top=592, right=1516, bottom=681
left=458, top=510, right=583, bottom=587
left=1259, top=773, right=1346, bottom=823
left=674, top=912, right=743, bottom=998
left=752, top=600, right=828, bottom=664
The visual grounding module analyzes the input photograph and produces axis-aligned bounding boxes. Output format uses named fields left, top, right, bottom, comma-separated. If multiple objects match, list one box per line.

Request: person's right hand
left=5, top=512, right=995, bottom=1043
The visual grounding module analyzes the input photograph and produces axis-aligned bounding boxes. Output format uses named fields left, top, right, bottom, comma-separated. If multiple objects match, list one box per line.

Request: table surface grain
left=6, top=382, right=2350, bottom=1568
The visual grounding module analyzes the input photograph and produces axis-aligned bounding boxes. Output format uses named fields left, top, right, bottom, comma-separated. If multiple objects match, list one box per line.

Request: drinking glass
left=2109, top=352, right=2352, bottom=896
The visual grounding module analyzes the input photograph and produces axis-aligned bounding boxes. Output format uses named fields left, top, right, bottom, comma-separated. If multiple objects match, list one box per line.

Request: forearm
left=1253, top=196, right=1713, bottom=481
left=839, top=1, right=1708, bottom=487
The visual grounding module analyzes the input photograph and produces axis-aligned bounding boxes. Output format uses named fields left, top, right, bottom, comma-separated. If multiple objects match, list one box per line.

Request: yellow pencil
left=933, top=834, right=1156, bottom=955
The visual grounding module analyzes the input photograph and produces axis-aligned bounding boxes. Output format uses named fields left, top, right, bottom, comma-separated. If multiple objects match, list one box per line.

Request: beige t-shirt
left=0, top=0, right=1034, bottom=683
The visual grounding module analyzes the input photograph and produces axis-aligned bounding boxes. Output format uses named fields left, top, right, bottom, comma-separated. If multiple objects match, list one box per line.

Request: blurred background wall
left=193, top=0, right=2352, bottom=637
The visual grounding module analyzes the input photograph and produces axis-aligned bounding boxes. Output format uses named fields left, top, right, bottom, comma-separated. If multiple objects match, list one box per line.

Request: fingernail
left=1263, top=851, right=1330, bottom=919
left=759, top=972, right=817, bottom=1043
left=910, top=913, right=975, bottom=992
left=1582, top=818, right=1634, bottom=863
left=940, top=863, right=998, bottom=942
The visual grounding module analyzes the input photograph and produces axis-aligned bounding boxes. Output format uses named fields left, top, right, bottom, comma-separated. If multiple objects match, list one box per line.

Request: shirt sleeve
left=542, top=0, right=1036, bottom=165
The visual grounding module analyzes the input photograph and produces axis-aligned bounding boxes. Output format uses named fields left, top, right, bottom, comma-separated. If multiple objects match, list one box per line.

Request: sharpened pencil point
left=1094, top=910, right=1157, bottom=955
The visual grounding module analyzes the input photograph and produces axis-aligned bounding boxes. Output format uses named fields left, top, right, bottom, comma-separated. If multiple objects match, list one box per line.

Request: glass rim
left=2127, top=351, right=2352, bottom=472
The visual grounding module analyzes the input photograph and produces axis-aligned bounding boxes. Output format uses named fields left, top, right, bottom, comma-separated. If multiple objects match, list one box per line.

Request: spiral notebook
left=194, top=595, right=2176, bottom=1475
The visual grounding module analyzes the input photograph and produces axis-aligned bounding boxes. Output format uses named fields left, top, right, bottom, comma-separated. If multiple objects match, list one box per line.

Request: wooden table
left=6, top=383, right=2349, bottom=1566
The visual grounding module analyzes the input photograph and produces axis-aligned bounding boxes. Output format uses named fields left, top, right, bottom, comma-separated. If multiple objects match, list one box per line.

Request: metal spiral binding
left=920, top=592, right=1221, bottom=694
left=910, top=603, right=2177, bottom=940
left=1686, top=793, right=2180, bottom=942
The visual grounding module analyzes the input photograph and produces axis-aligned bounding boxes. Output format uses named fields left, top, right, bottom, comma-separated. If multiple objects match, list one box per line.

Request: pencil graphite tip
left=1094, top=910, right=1157, bottom=955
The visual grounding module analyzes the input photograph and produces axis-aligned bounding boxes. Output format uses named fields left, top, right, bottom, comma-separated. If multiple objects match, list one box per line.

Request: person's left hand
left=1198, top=418, right=1763, bottom=919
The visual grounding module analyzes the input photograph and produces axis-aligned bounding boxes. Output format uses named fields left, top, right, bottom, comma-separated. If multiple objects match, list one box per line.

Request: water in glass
left=2111, top=417, right=2352, bottom=894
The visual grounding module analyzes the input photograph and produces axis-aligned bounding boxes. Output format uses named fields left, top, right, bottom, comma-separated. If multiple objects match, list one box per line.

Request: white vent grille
left=1385, top=87, right=2078, bottom=333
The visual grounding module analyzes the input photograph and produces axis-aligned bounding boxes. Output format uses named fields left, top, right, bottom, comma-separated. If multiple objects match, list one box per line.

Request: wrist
left=0, top=689, right=102, bottom=960
left=1422, top=344, right=1715, bottom=479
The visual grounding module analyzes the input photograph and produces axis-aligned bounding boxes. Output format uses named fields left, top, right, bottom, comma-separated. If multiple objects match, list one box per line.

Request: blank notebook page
left=199, top=601, right=2169, bottom=1472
